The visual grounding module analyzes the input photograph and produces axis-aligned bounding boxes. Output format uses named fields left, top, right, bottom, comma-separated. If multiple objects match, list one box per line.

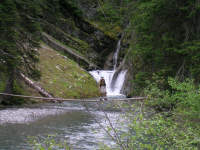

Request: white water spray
left=89, top=37, right=127, bottom=97
left=113, top=38, right=122, bottom=70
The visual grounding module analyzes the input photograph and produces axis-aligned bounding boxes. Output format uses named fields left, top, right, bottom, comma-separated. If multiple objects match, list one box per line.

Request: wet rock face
left=104, top=52, right=114, bottom=70
left=42, top=16, right=117, bottom=69
left=74, top=18, right=117, bottom=68
left=74, top=0, right=98, bottom=19
left=61, top=1, right=117, bottom=69
left=119, top=54, right=134, bottom=97
left=121, top=70, right=134, bottom=97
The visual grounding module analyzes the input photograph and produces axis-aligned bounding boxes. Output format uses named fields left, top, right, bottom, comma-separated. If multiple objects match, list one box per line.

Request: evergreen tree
left=0, top=0, right=41, bottom=104
left=128, top=0, right=200, bottom=93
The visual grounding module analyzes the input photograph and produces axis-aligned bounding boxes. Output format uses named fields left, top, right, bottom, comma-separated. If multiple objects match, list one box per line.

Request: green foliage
left=30, top=69, right=41, bottom=81
left=133, top=72, right=150, bottom=95
left=0, top=73, right=7, bottom=92
left=0, top=0, right=42, bottom=104
left=126, top=113, right=200, bottom=150
left=60, top=0, right=83, bottom=18
left=145, top=78, right=200, bottom=119
left=91, top=0, right=134, bottom=37
left=97, top=0, right=133, bottom=24
left=0, top=0, right=19, bottom=70
left=1, top=79, right=25, bottom=105
left=0, top=0, right=41, bottom=74
left=127, top=0, right=200, bottom=92
left=9, top=80, right=25, bottom=105
left=128, top=78, right=200, bottom=149
left=28, top=135, right=71, bottom=150
left=101, top=78, right=200, bottom=149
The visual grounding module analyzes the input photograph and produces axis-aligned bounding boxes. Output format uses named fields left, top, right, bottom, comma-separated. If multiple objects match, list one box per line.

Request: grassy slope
left=36, top=44, right=100, bottom=99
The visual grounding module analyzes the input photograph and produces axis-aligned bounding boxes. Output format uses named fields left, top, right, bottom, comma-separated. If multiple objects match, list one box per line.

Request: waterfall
left=89, top=36, right=127, bottom=97
left=113, top=38, right=122, bottom=70
left=89, top=70, right=127, bottom=97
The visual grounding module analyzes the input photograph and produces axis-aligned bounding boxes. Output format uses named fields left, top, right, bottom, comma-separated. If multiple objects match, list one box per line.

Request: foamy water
left=89, top=70, right=127, bottom=97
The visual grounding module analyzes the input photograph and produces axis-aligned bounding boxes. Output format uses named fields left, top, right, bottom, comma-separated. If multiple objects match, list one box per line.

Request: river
left=0, top=99, right=130, bottom=150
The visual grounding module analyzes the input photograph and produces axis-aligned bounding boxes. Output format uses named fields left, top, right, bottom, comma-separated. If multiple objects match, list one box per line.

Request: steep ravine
left=0, top=0, right=122, bottom=104
left=33, top=9, right=119, bottom=99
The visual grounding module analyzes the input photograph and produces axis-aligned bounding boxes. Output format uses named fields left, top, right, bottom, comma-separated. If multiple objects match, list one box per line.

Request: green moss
left=42, top=21, right=92, bottom=56
left=59, top=17, right=77, bottom=30
left=36, top=43, right=100, bottom=99
left=88, top=20, right=121, bottom=39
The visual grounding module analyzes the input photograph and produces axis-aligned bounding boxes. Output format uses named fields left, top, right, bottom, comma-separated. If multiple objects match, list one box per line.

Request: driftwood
left=20, top=73, right=53, bottom=98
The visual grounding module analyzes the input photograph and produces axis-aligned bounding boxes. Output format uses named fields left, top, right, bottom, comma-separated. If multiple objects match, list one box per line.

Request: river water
left=0, top=99, right=130, bottom=150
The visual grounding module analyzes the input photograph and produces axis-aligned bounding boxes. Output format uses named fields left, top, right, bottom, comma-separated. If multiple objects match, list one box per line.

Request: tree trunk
left=20, top=73, right=53, bottom=98
left=1, top=71, right=15, bottom=104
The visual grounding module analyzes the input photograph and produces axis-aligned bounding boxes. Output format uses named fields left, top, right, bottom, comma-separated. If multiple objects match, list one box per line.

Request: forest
left=0, top=0, right=200, bottom=149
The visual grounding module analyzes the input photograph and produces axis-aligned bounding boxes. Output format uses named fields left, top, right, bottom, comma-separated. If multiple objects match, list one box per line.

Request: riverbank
left=119, top=78, right=200, bottom=150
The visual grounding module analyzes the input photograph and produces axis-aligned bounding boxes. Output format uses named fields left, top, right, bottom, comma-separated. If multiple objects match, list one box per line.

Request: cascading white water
left=113, top=38, right=122, bottom=70
left=89, top=37, right=127, bottom=97
left=89, top=70, right=127, bottom=96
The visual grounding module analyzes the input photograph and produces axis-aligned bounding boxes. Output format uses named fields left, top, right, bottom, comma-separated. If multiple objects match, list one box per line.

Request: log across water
left=0, top=92, right=146, bottom=102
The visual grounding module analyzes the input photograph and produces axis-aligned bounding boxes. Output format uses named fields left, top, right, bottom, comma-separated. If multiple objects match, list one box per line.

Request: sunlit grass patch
left=36, top=44, right=99, bottom=99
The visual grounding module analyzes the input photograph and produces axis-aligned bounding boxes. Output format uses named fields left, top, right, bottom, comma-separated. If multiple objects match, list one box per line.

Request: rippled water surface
left=0, top=100, right=128, bottom=150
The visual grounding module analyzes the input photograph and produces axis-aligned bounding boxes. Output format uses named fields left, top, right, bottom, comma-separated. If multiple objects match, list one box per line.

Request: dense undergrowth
left=138, top=78, right=200, bottom=149
left=128, top=0, right=200, bottom=94
left=99, top=78, right=200, bottom=150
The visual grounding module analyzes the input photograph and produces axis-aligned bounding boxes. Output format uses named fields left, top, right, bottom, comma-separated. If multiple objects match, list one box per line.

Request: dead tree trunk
left=20, top=73, right=53, bottom=98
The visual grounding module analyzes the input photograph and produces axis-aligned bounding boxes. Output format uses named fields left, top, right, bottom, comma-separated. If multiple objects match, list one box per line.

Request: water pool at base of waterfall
left=0, top=101, right=129, bottom=150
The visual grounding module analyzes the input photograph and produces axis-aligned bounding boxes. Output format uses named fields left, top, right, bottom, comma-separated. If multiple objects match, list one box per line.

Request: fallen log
left=20, top=73, right=53, bottom=98
left=0, top=92, right=147, bottom=102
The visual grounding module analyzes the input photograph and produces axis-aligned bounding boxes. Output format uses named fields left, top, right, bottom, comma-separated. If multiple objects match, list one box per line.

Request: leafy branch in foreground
left=145, top=78, right=200, bottom=119
left=100, top=78, right=200, bottom=150
left=28, top=135, right=71, bottom=150
left=126, top=113, right=200, bottom=150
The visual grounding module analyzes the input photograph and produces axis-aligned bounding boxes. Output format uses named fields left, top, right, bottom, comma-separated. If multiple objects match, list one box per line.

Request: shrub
left=28, top=135, right=71, bottom=150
